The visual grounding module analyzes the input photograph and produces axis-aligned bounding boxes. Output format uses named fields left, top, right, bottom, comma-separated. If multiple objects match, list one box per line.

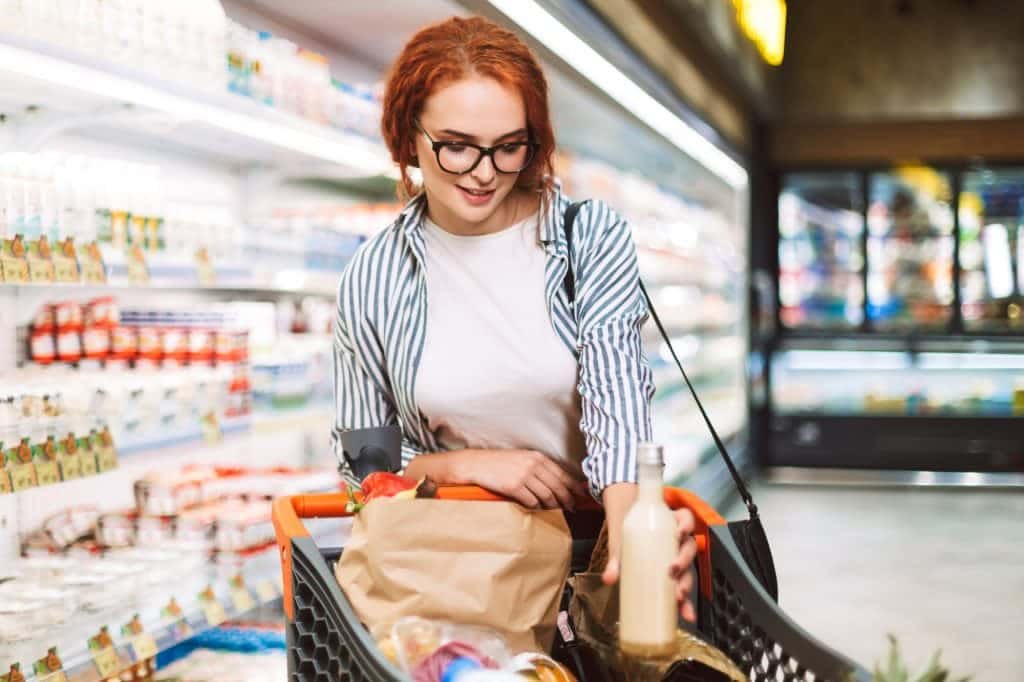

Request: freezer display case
left=959, top=168, right=1024, bottom=331
left=778, top=172, right=864, bottom=329
left=866, top=168, right=955, bottom=330
left=767, top=166, right=1024, bottom=477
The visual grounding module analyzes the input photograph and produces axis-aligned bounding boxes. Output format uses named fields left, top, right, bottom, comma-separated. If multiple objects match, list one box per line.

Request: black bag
left=562, top=201, right=778, bottom=602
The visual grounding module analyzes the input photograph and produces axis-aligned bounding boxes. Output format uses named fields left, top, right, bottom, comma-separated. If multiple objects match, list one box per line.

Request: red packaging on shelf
left=162, top=327, right=189, bottom=366
left=85, top=297, right=119, bottom=329
left=110, top=325, right=138, bottom=360
left=33, top=304, right=55, bottom=334
left=54, top=300, right=84, bottom=331
left=31, top=328, right=57, bottom=364
left=56, top=327, right=82, bottom=363
left=82, top=325, right=111, bottom=360
left=188, top=329, right=215, bottom=366
left=136, top=326, right=163, bottom=362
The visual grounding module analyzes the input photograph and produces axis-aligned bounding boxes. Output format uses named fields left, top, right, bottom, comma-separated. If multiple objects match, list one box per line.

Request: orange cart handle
left=272, top=484, right=726, bottom=619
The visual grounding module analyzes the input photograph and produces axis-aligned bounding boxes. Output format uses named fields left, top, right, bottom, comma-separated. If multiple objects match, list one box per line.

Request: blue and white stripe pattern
left=333, top=184, right=655, bottom=497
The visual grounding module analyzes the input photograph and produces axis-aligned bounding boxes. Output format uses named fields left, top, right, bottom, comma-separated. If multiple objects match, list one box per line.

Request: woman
left=334, top=15, right=697, bottom=621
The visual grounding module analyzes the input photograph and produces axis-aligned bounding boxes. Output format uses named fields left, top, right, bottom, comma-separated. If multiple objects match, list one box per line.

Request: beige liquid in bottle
left=619, top=442, right=678, bottom=658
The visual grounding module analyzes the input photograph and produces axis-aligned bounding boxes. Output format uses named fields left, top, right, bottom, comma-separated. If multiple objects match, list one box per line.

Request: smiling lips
left=457, top=185, right=496, bottom=205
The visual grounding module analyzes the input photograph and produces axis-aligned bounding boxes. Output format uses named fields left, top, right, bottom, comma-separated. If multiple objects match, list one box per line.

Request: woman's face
left=415, top=75, right=531, bottom=235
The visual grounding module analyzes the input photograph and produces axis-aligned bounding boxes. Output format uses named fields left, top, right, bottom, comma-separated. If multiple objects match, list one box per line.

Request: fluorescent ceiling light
left=484, top=0, right=748, bottom=188
left=0, top=39, right=393, bottom=177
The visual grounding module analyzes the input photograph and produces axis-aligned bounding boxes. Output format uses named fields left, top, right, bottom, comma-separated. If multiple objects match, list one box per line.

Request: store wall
left=779, top=0, right=1024, bottom=122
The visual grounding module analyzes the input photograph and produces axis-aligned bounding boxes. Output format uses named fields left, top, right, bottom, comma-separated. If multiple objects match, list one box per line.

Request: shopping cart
left=272, top=486, right=870, bottom=682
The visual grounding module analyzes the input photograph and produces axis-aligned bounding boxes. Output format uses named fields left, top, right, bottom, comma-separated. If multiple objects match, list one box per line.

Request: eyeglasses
left=414, top=120, right=538, bottom=175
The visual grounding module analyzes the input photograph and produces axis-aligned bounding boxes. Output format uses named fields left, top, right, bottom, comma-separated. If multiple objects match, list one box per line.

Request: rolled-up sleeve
left=333, top=266, right=422, bottom=487
left=573, top=203, right=655, bottom=498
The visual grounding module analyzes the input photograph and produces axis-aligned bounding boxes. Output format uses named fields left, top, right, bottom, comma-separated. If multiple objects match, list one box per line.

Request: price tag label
left=230, top=587, right=256, bottom=613
left=201, top=599, right=228, bottom=627
left=9, top=462, right=37, bottom=491
left=34, top=460, right=60, bottom=486
left=196, top=247, right=216, bottom=286
left=26, top=239, right=55, bottom=283
left=200, top=412, right=221, bottom=445
left=91, top=647, right=121, bottom=678
left=79, top=452, right=99, bottom=477
left=59, top=454, right=82, bottom=481
left=37, top=672, right=68, bottom=682
left=255, top=580, right=278, bottom=603
left=96, top=446, right=118, bottom=473
left=80, top=242, right=106, bottom=284
left=0, top=237, right=29, bottom=283
left=130, top=634, right=158, bottom=661
left=126, top=246, right=149, bottom=285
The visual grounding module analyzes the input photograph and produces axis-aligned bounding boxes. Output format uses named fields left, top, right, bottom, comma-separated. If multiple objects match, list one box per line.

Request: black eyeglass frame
left=414, top=120, right=539, bottom=175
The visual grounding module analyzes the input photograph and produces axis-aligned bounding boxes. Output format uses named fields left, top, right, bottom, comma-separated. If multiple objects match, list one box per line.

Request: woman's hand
left=669, top=508, right=698, bottom=623
left=404, top=448, right=588, bottom=510
left=601, top=482, right=698, bottom=623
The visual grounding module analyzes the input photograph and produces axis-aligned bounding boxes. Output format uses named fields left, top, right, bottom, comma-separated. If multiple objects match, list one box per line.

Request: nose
left=470, top=152, right=497, bottom=184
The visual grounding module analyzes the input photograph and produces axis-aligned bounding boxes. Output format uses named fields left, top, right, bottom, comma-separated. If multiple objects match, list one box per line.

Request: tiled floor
left=726, top=483, right=1024, bottom=681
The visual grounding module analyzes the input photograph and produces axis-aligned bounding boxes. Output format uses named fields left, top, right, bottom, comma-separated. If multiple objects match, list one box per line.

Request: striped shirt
left=332, top=184, right=655, bottom=498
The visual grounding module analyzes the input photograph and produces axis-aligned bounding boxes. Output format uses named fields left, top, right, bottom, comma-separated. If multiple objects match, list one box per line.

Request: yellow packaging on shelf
left=52, top=239, right=81, bottom=282
left=0, top=236, right=30, bottom=283
left=26, top=237, right=56, bottom=283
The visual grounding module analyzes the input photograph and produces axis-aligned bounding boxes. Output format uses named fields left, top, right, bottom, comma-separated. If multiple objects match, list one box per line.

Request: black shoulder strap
left=563, top=201, right=758, bottom=519
left=562, top=200, right=585, bottom=306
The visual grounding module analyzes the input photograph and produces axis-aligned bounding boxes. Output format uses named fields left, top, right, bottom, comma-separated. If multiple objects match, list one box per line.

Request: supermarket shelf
left=16, top=572, right=284, bottom=682
left=0, top=31, right=394, bottom=177
left=252, top=404, right=333, bottom=434
left=0, top=266, right=341, bottom=298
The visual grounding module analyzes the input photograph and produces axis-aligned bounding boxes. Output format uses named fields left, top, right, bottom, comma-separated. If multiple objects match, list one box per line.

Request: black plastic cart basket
left=272, top=485, right=870, bottom=682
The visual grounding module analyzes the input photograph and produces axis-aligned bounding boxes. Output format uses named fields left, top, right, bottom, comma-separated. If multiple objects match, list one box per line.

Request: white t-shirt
left=415, top=212, right=587, bottom=473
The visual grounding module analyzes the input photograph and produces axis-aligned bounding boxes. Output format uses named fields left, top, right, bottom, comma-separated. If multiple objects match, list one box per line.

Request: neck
left=637, top=461, right=663, bottom=502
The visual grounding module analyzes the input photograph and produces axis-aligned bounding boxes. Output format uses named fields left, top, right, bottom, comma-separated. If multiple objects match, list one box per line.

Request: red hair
left=381, top=16, right=555, bottom=200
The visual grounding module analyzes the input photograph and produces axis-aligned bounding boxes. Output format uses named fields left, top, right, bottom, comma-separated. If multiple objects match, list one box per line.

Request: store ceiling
left=230, top=0, right=466, bottom=73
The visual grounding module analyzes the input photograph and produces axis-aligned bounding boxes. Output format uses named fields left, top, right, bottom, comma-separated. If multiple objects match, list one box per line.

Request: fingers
left=511, top=485, right=542, bottom=510
left=681, top=598, right=696, bottom=623
left=674, top=508, right=695, bottom=539
left=524, top=478, right=561, bottom=510
left=532, top=466, right=576, bottom=511
left=601, top=556, right=619, bottom=586
left=674, top=567, right=694, bottom=603
left=536, top=453, right=588, bottom=497
left=670, top=535, right=698, bottom=580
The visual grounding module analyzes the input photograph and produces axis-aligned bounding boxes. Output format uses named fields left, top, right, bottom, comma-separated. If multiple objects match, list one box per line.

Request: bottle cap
left=637, top=442, right=664, bottom=466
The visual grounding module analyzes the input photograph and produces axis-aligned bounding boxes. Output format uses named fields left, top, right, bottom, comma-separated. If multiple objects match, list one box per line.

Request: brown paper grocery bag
left=334, top=498, right=571, bottom=654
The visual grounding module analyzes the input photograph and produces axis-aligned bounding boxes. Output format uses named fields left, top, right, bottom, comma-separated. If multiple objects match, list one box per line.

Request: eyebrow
left=438, top=128, right=529, bottom=143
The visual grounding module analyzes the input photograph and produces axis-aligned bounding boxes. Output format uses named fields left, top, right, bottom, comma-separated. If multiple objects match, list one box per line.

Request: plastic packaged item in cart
left=386, top=619, right=511, bottom=675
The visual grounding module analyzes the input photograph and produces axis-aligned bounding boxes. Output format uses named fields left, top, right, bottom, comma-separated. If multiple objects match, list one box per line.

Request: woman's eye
left=499, top=144, right=523, bottom=153
left=444, top=144, right=469, bottom=154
